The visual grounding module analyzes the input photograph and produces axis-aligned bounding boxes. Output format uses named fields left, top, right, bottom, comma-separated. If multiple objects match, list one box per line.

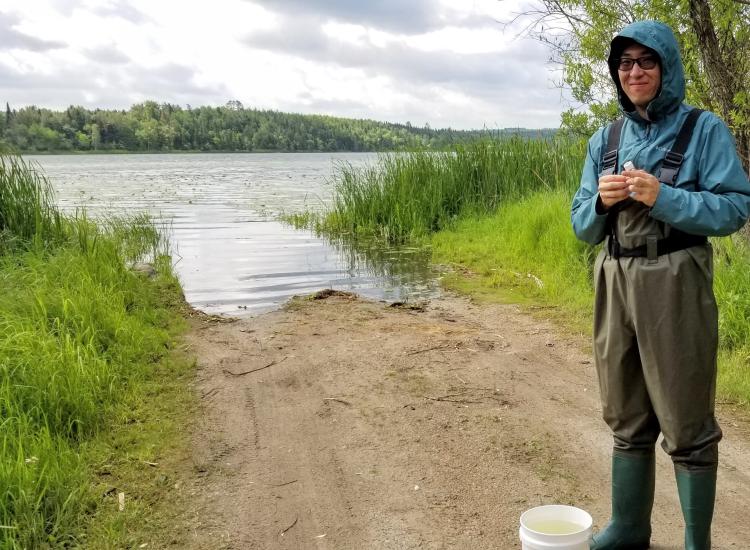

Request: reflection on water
left=328, top=235, right=436, bottom=291
left=176, top=218, right=438, bottom=314
left=26, top=152, right=441, bottom=316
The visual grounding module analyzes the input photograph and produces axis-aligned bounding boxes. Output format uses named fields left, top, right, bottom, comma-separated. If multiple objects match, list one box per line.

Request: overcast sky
left=0, top=0, right=569, bottom=130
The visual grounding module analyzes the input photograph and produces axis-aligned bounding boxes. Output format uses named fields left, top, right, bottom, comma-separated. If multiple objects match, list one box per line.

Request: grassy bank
left=431, top=191, right=750, bottom=404
left=307, top=137, right=750, bottom=406
left=1, top=155, right=193, bottom=548
left=431, top=189, right=597, bottom=333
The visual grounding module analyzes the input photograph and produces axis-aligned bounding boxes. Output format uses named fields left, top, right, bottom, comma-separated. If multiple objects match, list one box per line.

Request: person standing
left=571, top=20, right=750, bottom=550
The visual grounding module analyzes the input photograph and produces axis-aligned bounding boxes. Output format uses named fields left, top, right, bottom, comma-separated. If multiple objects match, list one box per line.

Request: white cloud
left=0, top=0, right=565, bottom=129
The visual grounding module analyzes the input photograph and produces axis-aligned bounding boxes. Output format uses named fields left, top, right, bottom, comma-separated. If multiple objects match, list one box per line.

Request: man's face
left=618, top=44, right=661, bottom=110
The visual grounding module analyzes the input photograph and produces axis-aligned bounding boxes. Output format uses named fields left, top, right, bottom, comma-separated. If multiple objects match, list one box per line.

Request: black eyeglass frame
left=615, top=56, right=659, bottom=71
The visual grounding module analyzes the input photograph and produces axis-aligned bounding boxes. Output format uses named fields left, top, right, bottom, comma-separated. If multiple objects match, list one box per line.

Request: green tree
left=75, top=131, right=91, bottom=149
left=64, top=105, right=88, bottom=131
left=88, top=123, right=101, bottom=150
left=27, top=123, right=64, bottom=151
left=135, top=119, right=160, bottom=150
left=512, top=0, right=750, bottom=170
left=0, top=105, right=7, bottom=139
left=252, top=121, right=275, bottom=150
left=5, top=124, right=29, bottom=149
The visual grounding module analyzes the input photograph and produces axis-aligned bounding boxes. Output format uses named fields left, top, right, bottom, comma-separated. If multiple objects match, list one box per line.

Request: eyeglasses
left=616, top=56, right=658, bottom=71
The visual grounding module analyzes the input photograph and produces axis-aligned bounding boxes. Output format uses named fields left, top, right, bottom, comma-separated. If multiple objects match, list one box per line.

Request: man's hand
left=622, top=169, right=661, bottom=207
left=598, top=174, right=630, bottom=209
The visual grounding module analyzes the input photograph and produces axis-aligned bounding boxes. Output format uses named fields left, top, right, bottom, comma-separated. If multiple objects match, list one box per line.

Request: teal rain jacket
left=571, top=20, right=750, bottom=245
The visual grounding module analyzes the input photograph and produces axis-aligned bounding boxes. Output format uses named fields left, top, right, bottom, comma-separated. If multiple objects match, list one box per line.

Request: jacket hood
left=608, top=20, right=685, bottom=120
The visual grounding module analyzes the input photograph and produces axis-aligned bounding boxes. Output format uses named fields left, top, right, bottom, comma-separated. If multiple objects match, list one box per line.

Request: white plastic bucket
left=519, top=504, right=593, bottom=549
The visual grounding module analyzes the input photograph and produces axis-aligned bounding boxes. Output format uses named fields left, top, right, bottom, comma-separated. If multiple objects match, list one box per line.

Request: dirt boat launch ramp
left=182, top=291, right=750, bottom=549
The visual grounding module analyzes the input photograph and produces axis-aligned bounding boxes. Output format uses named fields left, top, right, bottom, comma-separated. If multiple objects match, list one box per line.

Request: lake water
left=25, top=153, right=440, bottom=316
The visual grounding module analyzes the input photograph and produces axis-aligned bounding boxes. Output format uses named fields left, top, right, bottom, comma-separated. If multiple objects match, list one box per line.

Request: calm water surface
left=26, top=153, right=440, bottom=315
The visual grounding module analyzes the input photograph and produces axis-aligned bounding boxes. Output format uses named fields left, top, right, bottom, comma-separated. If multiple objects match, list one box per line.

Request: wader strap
left=658, top=108, right=704, bottom=186
left=601, top=118, right=625, bottom=245
left=646, top=235, right=658, bottom=263
left=600, top=117, right=625, bottom=176
left=607, top=232, right=707, bottom=259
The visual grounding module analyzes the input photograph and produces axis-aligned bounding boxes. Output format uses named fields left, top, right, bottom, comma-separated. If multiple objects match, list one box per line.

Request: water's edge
left=28, top=152, right=441, bottom=315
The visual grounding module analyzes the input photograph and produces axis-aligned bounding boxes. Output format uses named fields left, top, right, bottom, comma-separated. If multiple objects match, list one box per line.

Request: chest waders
left=591, top=109, right=720, bottom=550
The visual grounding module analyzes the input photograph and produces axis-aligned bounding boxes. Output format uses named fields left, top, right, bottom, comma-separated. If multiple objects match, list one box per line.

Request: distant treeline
left=0, top=100, right=555, bottom=153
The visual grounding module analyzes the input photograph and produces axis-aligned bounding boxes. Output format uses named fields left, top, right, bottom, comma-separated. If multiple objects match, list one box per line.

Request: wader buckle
left=601, top=150, right=618, bottom=176
left=658, top=151, right=685, bottom=185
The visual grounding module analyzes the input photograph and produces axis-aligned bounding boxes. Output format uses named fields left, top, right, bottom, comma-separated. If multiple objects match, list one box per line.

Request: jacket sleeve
left=649, top=114, right=750, bottom=236
left=571, top=128, right=609, bottom=245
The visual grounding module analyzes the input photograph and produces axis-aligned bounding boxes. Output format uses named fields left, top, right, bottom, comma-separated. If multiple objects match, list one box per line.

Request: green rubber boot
left=675, top=467, right=717, bottom=550
left=591, top=452, right=654, bottom=550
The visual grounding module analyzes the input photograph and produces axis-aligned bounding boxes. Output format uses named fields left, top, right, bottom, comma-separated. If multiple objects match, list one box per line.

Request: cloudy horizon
left=0, top=0, right=571, bottom=130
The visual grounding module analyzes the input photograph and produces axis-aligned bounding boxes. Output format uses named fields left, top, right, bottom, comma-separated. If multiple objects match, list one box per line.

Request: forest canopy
left=0, top=100, right=553, bottom=153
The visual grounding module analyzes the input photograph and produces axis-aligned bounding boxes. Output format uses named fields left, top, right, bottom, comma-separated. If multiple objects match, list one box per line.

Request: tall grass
left=712, top=237, right=750, bottom=403
left=0, top=156, right=64, bottom=250
left=0, top=154, right=185, bottom=548
left=320, top=137, right=586, bottom=243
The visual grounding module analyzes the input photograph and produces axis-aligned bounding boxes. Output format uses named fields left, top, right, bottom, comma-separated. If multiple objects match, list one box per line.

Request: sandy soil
left=180, top=290, right=750, bottom=549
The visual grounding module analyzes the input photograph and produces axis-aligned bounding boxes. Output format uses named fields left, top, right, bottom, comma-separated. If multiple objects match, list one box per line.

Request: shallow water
left=26, top=152, right=440, bottom=316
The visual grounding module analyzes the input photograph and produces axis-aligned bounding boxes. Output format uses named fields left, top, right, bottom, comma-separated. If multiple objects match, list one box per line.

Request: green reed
left=319, top=137, right=586, bottom=243
left=0, top=155, right=65, bottom=250
left=0, top=154, right=184, bottom=547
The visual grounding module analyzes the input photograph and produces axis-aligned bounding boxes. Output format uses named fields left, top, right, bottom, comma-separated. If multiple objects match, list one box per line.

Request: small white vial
left=623, top=161, right=636, bottom=197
